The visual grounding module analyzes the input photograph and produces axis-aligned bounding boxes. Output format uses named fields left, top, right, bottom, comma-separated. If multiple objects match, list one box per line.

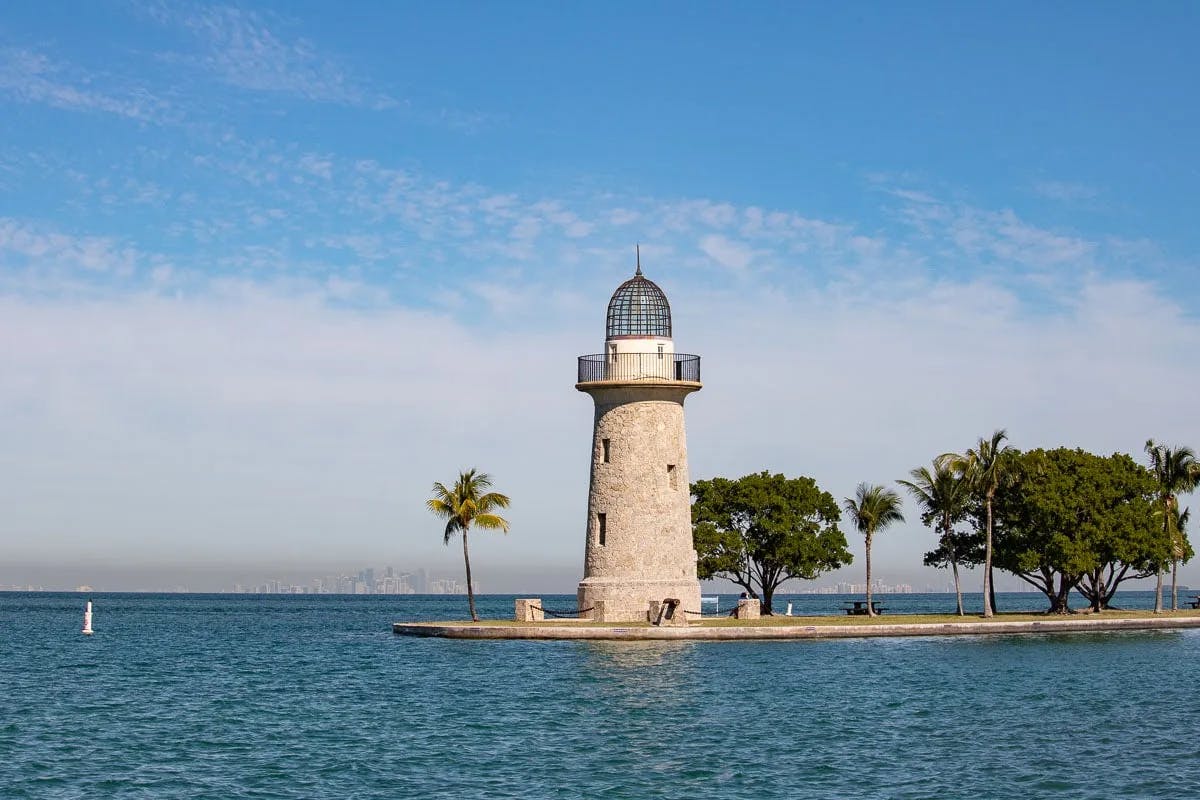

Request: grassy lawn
left=406, top=609, right=1200, bottom=627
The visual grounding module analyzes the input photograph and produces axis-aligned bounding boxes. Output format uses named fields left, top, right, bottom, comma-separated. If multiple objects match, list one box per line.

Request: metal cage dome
left=605, top=262, right=672, bottom=338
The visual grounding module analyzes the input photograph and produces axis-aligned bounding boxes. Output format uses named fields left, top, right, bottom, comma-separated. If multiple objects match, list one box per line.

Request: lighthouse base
left=578, top=577, right=702, bottom=623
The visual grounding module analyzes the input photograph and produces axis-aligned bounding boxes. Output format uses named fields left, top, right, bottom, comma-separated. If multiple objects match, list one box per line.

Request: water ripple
left=2, top=593, right=1198, bottom=798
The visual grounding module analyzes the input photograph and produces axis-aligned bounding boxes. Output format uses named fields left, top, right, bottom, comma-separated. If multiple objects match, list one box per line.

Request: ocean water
left=1, top=591, right=1197, bottom=799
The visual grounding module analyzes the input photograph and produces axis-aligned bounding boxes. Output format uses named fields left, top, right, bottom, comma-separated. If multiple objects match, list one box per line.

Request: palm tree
left=1170, top=506, right=1191, bottom=611
left=942, top=429, right=1017, bottom=618
left=1144, top=440, right=1200, bottom=613
left=842, top=483, right=905, bottom=618
left=427, top=468, right=511, bottom=622
left=899, top=462, right=970, bottom=615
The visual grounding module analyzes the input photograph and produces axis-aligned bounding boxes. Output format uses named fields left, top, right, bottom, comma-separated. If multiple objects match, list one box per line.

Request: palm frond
left=843, top=482, right=905, bottom=535
left=443, top=518, right=463, bottom=545
left=427, top=497, right=454, bottom=516
left=473, top=513, right=511, bottom=533
left=477, top=491, right=511, bottom=510
left=427, top=468, right=511, bottom=540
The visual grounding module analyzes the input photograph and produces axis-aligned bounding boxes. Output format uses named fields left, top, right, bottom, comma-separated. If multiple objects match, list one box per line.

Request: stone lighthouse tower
left=576, top=252, right=702, bottom=622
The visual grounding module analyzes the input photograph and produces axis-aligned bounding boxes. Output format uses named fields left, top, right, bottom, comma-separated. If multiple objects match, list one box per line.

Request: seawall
left=393, top=614, right=1200, bottom=641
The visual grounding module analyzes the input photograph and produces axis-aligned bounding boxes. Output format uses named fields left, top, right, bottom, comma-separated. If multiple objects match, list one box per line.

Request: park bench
left=842, top=600, right=885, bottom=615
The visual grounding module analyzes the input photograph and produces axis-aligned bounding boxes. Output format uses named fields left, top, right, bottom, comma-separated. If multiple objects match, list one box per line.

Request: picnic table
left=842, top=600, right=885, bottom=615
left=1187, top=595, right=1200, bottom=610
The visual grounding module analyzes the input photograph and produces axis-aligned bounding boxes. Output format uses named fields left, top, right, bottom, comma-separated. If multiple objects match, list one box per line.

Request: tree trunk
left=1102, top=573, right=1123, bottom=610
left=989, top=565, right=999, bottom=613
left=865, top=532, right=875, bottom=617
left=760, top=585, right=774, bottom=616
left=462, top=528, right=478, bottom=622
left=1046, top=577, right=1072, bottom=614
left=1171, top=560, right=1179, bottom=611
left=1154, top=502, right=1167, bottom=613
left=983, top=496, right=994, bottom=618
left=951, top=557, right=964, bottom=616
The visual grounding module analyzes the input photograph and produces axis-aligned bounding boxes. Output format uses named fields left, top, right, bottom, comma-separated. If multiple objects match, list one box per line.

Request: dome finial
left=635, top=243, right=642, bottom=276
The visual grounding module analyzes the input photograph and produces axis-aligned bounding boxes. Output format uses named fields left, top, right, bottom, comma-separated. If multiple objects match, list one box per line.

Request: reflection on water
left=583, top=640, right=695, bottom=668
left=580, top=641, right=697, bottom=704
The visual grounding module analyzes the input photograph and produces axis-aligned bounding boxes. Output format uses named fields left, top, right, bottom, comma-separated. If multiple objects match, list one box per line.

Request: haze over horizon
left=2, top=3, right=1198, bottom=592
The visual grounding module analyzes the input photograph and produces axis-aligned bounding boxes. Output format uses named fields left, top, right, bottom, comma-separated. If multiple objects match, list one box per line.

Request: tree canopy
left=691, top=471, right=850, bottom=614
left=991, top=448, right=1159, bottom=612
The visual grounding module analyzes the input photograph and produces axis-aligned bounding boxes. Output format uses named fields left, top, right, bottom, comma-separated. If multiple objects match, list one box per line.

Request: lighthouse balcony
left=577, top=353, right=701, bottom=384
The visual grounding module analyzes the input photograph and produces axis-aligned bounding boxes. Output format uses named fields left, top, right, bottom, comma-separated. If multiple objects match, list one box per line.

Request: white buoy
left=82, top=600, right=94, bottom=635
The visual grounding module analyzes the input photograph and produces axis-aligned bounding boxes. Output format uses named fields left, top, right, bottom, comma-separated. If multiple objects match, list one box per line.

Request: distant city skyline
left=230, top=565, right=469, bottom=596
left=0, top=560, right=1175, bottom=597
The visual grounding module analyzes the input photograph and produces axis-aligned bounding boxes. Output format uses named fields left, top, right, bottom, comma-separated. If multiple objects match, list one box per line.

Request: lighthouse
left=575, top=251, right=702, bottom=622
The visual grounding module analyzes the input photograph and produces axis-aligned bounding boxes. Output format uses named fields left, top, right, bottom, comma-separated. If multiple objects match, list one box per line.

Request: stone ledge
left=392, top=616, right=1200, bottom=641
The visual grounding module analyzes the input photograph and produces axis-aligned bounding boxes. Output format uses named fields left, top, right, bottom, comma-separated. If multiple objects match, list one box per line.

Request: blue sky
left=1, top=2, right=1198, bottom=591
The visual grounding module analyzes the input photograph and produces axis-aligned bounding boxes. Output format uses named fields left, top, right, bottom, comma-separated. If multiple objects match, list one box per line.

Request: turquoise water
left=2, top=592, right=1197, bottom=798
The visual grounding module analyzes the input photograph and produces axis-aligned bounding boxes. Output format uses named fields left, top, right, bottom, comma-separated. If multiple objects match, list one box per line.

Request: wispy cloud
left=0, top=218, right=144, bottom=276
left=699, top=234, right=755, bottom=272
left=153, top=4, right=396, bottom=108
left=890, top=189, right=1097, bottom=278
left=0, top=47, right=170, bottom=122
left=7, top=127, right=1182, bottom=335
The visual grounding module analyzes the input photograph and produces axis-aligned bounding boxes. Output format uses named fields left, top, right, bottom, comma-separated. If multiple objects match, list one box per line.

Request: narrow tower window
left=667, top=464, right=677, bottom=490
left=658, top=343, right=664, bottom=360
left=598, top=513, right=607, bottom=546
left=602, top=438, right=611, bottom=463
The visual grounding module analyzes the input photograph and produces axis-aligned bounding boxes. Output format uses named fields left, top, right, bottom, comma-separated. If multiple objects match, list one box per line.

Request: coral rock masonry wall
left=576, top=381, right=702, bottom=622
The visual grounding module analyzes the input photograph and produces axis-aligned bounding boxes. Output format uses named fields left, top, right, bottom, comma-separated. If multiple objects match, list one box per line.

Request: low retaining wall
left=392, top=616, right=1200, bottom=641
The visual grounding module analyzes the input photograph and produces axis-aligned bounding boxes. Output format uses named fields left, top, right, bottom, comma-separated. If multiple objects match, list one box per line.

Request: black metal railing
left=577, top=353, right=700, bottom=383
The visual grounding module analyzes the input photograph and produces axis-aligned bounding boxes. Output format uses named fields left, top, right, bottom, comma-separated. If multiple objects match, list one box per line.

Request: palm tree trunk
left=951, top=557, right=963, bottom=616
left=983, top=496, right=994, bottom=618
left=1171, top=559, right=1179, bottom=611
left=989, top=565, right=999, bottom=613
left=1154, top=507, right=1167, bottom=613
left=462, top=527, right=478, bottom=622
left=865, top=532, right=875, bottom=617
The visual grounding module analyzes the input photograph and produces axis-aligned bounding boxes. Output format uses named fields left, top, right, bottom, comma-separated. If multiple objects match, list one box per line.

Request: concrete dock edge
left=392, top=615, right=1200, bottom=641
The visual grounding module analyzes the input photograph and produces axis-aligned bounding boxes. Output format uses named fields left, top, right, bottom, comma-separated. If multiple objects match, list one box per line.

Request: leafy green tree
left=842, top=483, right=905, bottom=617
left=899, top=462, right=973, bottom=615
left=991, top=449, right=1158, bottom=613
left=942, top=430, right=1019, bottom=618
left=426, top=468, right=511, bottom=622
left=691, top=471, right=850, bottom=614
left=1144, top=440, right=1200, bottom=612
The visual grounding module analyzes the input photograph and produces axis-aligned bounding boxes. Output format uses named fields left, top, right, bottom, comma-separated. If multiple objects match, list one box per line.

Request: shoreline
left=393, top=612, right=1200, bottom=640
